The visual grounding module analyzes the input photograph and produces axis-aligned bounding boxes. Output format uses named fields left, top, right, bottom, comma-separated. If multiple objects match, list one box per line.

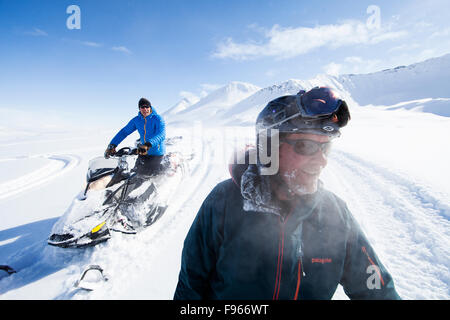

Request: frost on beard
left=241, top=164, right=282, bottom=215
left=282, top=169, right=319, bottom=196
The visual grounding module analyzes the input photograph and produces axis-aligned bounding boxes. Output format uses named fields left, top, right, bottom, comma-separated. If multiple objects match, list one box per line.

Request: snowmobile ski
left=74, top=264, right=108, bottom=291
left=48, top=216, right=112, bottom=248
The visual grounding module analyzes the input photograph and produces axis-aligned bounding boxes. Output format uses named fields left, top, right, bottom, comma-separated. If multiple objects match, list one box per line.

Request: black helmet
left=256, top=87, right=350, bottom=138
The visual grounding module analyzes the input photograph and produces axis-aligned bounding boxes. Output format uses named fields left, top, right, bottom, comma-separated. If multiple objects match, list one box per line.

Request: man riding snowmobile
left=47, top=98, right=188, bottom=248
left=105, top=97, right=166, bottom=177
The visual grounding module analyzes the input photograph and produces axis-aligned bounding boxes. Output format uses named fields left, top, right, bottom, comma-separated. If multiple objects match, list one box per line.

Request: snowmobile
left=48, top=136, right=190, bottom=248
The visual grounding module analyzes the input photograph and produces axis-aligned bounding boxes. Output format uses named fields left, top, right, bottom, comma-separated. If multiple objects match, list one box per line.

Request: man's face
left=140, top=106, right=152, bottom=117
left=278, top=133, right=331, bottom=195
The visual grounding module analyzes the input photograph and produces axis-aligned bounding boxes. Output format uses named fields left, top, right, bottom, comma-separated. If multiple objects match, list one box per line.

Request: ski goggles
left=281, top=139, right=332, bottom=156
left=296, top=87, right=343, bottom=118
left=280, top=87, right=343, bottom=125
left=265, top=87, right=345, bottom=131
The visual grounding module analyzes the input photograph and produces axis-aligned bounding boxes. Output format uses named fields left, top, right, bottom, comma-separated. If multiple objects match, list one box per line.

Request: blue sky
left=1, top=0, right=450, bottom=122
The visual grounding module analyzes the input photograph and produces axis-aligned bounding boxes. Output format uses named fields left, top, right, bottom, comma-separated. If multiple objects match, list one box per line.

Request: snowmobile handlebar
left=113, top=147, right=138, bottom=158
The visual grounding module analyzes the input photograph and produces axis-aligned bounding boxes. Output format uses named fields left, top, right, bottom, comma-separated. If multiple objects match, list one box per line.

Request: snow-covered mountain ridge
left=166, top=53, right=450, bottom=124
left=338, top=53, right=450, bottom=106
left=164, top=81, right=260, bottom=125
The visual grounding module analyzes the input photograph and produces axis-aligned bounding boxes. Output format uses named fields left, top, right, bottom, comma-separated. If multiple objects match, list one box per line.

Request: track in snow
left=3, top=130, right=448, bottom=299
left=325, top=149, right=450, bottom=299
left=51, top=139, right=223, bottom=299
left=0, top=154, right=81, bottom=200
left=0, top=134, right=223, bottom=298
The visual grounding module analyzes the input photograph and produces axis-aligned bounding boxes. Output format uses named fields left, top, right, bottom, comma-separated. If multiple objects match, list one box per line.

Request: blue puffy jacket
left=110, top=108, right=166, bottom=156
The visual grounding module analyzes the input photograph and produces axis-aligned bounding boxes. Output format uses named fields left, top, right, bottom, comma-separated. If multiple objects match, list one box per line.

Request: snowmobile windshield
left=88, top=157, right=118, bottom=172
left=87, top=157, right=119, bottom=182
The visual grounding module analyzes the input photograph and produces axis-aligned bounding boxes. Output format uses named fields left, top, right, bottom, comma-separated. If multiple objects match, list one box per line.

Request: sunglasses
left=140, top=106, right=151, bottom=109
left=282, top=139, right=332, bottom=156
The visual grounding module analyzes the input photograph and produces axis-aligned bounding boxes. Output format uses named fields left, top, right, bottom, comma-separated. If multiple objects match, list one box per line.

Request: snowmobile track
left=327, top=149, right=450, bottom=299
left=0, top=154, right=80, bottom=200
left=54, top=142, right=216, bottom=298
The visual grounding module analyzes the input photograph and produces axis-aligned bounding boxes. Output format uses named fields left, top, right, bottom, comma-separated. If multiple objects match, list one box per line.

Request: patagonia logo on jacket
left=311, top=258, right=332, bottom=264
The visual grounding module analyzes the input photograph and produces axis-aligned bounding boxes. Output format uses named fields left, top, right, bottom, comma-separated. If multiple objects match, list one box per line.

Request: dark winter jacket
left=110, top=108, right=165, bottom=156
left=174, top=163, right=401, bottom=300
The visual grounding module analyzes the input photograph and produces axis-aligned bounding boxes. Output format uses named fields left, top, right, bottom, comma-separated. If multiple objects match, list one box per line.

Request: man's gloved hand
left=104, top=144, right=117, bottom=159
left=137, top=142, right=152, bottom=155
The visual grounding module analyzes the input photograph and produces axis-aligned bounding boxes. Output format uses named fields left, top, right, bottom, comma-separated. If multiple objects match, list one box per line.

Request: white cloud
left=179, top=91, right=200, bottom=103
left=112, top=46, right=132, bottom=54
left=200, top=83, right=222, bottom=92
left=213, top=20, right=408, bottom=60
left=369, top=30, right=408, bottom=44
left=178, top=84, right=222, bottom=102
left=344, top=56, right=382, bottom=74
left=246, top=23, right=268, bottom=35
left=199, top=83, right=223, bottom=97
left=61, top=38, right=103, bottom=48
left=323, top=56, right=384, bottom=76
left=344, top=56, right=364, bottom=64
left=323, top=62, right=343, bottom=77
left=265, top=69, right=279, bottom=77
left=388, top=43, right=421, bottom=53
left=82, top=41, right=103, bottom=48
left=430, top=27, right=450, bottom=39
left=24, top=28, right=48, bottom=37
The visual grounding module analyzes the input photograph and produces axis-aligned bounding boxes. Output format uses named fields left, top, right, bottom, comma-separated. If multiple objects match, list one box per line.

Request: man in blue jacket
left=174, top=87, right=401, bottom=300
left=104, top=97, right=166, bottom=176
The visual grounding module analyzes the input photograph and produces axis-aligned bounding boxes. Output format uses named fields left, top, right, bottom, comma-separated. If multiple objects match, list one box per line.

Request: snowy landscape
left=1, top=53, right=449, bottom=300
